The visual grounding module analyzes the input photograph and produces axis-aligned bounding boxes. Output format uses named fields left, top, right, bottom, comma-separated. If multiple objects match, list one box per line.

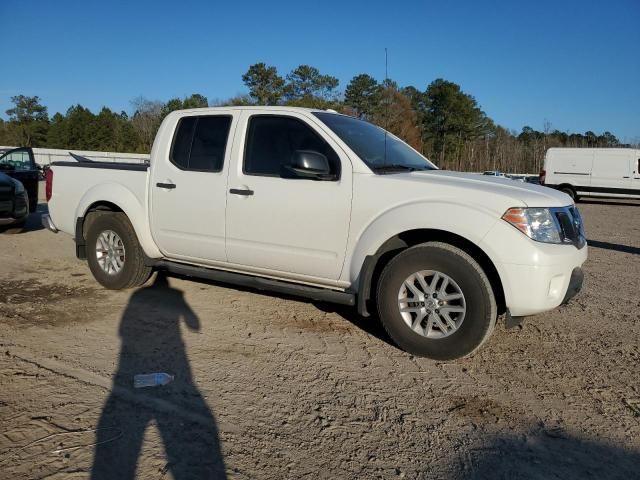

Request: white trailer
left=541, top=148, right=640, bottom=200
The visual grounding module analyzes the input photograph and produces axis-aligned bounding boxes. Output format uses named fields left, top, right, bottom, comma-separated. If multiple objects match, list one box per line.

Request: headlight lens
left=502, top=207, right=563, bottom=244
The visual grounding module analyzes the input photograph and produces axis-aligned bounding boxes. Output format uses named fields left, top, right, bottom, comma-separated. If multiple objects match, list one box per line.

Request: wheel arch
left=74, top=183, right=161, bottom=260
left=356, top=228, right=506, bottom=318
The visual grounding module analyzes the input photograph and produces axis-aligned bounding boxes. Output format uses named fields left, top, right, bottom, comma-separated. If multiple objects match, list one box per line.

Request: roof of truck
left=547, top=147, right=639, bottom=152
left=170, top=106, right=334, bottom=115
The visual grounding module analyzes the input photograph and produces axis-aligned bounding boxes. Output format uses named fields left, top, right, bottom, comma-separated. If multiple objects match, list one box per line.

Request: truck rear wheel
left=86, top=212, right=152, bottom=290
left=376, top=242, right=497, bottom=360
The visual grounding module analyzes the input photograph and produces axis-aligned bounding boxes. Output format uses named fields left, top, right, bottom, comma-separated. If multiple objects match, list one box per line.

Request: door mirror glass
left=284, top=150, right=331, bottom=179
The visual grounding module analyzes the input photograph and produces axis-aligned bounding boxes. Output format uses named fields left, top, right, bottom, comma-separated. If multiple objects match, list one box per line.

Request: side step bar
left=150, top=259, right=356, bottom=307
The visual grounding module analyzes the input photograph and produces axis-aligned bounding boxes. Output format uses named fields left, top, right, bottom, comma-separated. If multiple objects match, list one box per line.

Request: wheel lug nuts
left=432, top=293, right=437, bottom=298
left=435, top=309, right=439, bottom=313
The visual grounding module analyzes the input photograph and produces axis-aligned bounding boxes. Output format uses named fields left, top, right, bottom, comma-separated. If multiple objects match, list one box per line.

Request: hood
left=387, top=170, right=573, bottom=209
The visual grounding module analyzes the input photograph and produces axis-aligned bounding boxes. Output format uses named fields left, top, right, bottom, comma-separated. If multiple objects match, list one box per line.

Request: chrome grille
left=552, top=206, right=586, bottom=248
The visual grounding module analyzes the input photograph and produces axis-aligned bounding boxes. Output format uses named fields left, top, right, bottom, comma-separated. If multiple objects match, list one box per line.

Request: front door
left=225, top=111, right=352, bottom=282
left=150, top=112, right=236, bottom=263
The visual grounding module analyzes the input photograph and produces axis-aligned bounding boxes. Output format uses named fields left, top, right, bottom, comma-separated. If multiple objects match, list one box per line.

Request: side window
left=170, top=115, right=232, bottom=172
left=243, top=116, right=340, bottom=179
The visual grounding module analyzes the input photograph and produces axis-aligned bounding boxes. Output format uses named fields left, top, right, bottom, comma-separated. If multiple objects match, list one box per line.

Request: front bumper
left=0, top=215, right=27, bottom=225
left=562, top=267, right=584, bottom=304
left=497, top=246, right=587, bottom=317
left=0, top=191, right=29, bottom=225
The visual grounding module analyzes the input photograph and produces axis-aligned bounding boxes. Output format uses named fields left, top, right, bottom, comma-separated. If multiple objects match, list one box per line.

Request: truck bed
left=48, top=161, right=149, bottom=238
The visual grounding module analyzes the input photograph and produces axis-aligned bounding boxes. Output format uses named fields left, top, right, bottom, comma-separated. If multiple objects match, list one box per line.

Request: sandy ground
left=1, top=187, right=639, bottom=479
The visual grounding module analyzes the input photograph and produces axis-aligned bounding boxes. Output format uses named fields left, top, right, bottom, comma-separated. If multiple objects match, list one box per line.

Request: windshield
left=313, top=112, right=436, bottom=173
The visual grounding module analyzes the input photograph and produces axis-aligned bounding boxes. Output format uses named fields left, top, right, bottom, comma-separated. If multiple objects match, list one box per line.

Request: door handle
left=229, top=188, right=254, bottom=196
left=623, top=176, right=630, bottom=179
left=156, top=182, right=176, bottom=189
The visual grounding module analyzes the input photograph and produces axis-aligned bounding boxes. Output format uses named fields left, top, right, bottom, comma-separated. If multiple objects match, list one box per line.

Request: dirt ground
left=1, top=188, right=639, bottom=480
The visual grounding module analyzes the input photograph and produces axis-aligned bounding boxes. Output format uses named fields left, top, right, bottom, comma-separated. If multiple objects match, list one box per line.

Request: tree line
left=0, top=63, right=630, bottom=173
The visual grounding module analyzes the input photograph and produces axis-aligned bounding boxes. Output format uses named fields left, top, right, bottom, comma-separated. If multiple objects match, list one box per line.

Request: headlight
left=503, top=207, right=561, bottom=243
left=502, top=206, right=585, bottom=246
left=12, top=178, right=25, bottom=194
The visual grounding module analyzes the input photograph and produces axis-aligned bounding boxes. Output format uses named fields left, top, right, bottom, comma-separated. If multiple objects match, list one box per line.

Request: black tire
left=376, top=242, right=497, bottom=360
left=560, top=186, right=576, bottom=202
left=86, top=212, right=152, bottom=290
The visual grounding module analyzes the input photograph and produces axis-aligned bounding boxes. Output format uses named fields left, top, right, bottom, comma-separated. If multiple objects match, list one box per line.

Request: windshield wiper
left=372, top=164, right=427, bottom=174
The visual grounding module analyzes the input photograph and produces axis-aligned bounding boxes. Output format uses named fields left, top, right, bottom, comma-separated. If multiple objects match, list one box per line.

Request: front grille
left=0, top=185, right=12, bottom=202
left=0, top=199, right=12, bottom=216
left=553, top=206, right=585, bottom=248
left=13, top=193, right=27, bottom=216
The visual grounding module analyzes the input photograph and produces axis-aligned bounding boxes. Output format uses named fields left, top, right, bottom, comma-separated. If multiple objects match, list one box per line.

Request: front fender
left=76, top=182, right=162, bottom=259
left=345, top=200, right=501, bottom=284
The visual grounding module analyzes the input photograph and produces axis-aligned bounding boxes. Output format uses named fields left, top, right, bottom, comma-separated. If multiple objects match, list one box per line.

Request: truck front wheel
left=86, top=212, right=152, bottom=290
left=376, top=242, right=497, bottom=360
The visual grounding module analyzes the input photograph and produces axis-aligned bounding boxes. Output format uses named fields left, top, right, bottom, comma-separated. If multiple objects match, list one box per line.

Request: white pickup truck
left=43, top=107, right=587, bottom=359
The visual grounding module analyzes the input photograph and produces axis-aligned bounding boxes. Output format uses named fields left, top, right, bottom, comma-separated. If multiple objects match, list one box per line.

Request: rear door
left=591, top=150, right=631, bottom=192
left=225, top=110, right=352, bottom=282
left=150, top=112, right=237, bottom=263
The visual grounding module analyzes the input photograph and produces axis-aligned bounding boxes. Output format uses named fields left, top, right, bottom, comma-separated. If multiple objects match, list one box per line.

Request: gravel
left=1, top=194, right=639, bottom=479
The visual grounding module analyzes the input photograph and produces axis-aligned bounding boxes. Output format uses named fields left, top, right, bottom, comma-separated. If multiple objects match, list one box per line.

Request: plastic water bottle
left=134, top=373, right=174, bottom=388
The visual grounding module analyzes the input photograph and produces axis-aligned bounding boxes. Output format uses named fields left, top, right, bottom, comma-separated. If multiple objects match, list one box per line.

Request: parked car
left=42, top=107, right=587, bottom=359
left=508, top=175, right=526, bottom=182
left=482, top=170, right=507, bottom=177
left=0, top=147, right=39, bottom=213
left=524, top=176, right=540, bottom=185
left=0, top=172, right=29, bottom=231
left=541, top=147, right=640, bottom=201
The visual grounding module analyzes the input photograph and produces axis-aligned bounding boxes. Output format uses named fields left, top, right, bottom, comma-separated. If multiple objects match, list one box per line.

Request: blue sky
left=1, top=0, right=639, bottom=141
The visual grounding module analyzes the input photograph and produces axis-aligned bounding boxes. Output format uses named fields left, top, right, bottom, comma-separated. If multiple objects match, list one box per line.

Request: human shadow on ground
left=91, top=273, right=226, bottom=479
left=458, top=428, right=640, bottom=479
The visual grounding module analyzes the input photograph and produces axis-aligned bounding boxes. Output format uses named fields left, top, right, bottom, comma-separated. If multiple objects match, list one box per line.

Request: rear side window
left=170, top=116, right=232, bottom=172
left=243, top=116, right=340, bottom=178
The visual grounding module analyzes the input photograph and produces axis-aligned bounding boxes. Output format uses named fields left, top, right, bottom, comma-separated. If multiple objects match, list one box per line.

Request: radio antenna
left=385, top=48, right=388, bottom=83
left=383, top=47, right=389, bottom=166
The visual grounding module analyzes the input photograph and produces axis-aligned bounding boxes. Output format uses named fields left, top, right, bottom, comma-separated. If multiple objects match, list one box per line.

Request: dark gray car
left=0, top=171, right=29, bottom=230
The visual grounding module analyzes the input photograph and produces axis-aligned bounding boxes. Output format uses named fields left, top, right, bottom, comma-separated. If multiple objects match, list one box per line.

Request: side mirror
left=283, top=150, right=332, bottom=179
